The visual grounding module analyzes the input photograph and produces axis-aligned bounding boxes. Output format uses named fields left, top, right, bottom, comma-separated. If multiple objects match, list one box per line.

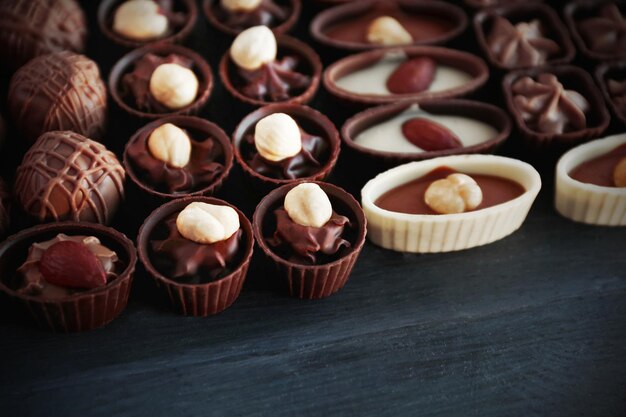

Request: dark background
left=1, top=1, right=625, bottom=416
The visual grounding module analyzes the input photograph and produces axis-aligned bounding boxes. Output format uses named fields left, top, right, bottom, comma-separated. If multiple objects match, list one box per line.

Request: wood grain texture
left=0, top=1, right=625, bottom=416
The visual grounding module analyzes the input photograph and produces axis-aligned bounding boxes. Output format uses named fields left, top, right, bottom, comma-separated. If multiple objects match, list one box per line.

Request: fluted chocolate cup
left=0, top=222, right=137, bottom=332
left=253, top=181, right=367, bottom=299
left=137, top=196, right=254, bottom=316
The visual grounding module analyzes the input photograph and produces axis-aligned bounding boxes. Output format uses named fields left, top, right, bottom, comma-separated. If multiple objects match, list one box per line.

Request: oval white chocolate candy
left=176, top=202, right=240, bottom=244
left=284, top=183, right=333, bottom=228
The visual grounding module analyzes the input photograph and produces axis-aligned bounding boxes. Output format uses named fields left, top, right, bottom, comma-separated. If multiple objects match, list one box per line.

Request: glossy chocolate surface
left=8, top=52, right=107, bottom=142
left=150, top=214, right=242, bottom=283
left=267, top=208, right=351, bottom=264
left=210, top=0, right=289, bottom=31
left=0, top=0, right=86, bottom=70
left=569, top=143, right=626, bottom=187
left=233, top=57, right=311, bottom=102
left=375, top=166, right=525, bottom=215
left=14, top=131, right=125, bottom=224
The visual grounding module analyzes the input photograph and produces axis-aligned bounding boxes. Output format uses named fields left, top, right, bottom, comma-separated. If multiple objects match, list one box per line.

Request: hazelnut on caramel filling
left=569, top=143, right=626, bottom=188
left=229, top=26, right=310, bottom=102
left=150, top=202, right=242, bottom=282
left=213, top=0, right=289, bottom=31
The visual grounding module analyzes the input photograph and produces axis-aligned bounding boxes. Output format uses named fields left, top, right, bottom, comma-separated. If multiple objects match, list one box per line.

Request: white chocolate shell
left=361, top=154, right=541, bottom=253
left=555, top=133, right=626, bottom=226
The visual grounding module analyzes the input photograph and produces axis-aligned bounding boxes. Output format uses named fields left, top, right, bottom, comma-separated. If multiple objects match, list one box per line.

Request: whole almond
left=386, top=57, right=437, bottom=94
left=401, top=118, right=462, bottom=151
left=40, top=240, right=107, bottom=289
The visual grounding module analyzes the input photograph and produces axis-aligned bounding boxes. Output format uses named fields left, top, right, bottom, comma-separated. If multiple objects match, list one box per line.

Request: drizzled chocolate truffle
left=8, top=52, right=107, bottom=142
left=577, top=3, right=626, bottom=56
left=14, top=131, right=125, bottom=224
left=0, top=0, right=87, bottom=70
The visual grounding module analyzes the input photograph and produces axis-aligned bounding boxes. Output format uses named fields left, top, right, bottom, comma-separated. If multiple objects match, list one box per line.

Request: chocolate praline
left=253, top=181, right=367, bottom=299
left=474, top=3, right=575, bottom=70
left=8, top=52, right=107, bottom=143
left=0, top=221, right=137, bottom=332
left=0, top=0, right=86, bottom=70
left=109, top=43, right=213, bottom=119
left=232, top=104, right=341, bottom=191
left=98, top=0, right=198, bottom=48
left=203, top=0, right=301, bottom=35
left=502, top=65, right=610, bottom=147
left=137, top=196, right=254, bottom=316
left=123, top=116, right=234, bottom=199
left=14, top=131, right=125, bottom=225
left=310, top=0, right=468, bottom=51
left=220, top=35, right=322, bottom=107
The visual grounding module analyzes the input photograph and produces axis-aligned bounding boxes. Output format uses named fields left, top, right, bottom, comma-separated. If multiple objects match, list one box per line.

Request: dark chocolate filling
left=150, top=214, right=242, bottom=283
left=233, top=56, right=310, bottom=102
left=127, top=127, right=224, bottom=194
left=211, top=0, right=289, bottom=31
left=569, top=143, right=626, bottom=187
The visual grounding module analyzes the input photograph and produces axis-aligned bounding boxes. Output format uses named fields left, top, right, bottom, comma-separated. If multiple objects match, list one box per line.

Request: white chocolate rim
left=555, top=133, right=626, bottom=226
left=361, top=154, right=541, bottom=252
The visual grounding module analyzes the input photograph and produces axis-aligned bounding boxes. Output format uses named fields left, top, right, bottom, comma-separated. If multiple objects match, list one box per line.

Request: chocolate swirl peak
left=237, top=56, right=310, bottom=102
left=487, top=17, right=559, bottom=68
left=512, top=73, right=589, bottom=134
left=578, top=4, right=626, bottom=54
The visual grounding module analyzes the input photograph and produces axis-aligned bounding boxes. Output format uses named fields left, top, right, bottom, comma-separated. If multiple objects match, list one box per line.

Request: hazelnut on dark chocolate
left=8, top=52, right=107, bottom=142
left=0, top=0, right=86, bottom=70
left=212, top=0, right=289, bottom=32
left=577, top=4, right=626, bottom=55
left=14, top=131, right=125, bottom=224
left=112, top=0, right=186, bottom=41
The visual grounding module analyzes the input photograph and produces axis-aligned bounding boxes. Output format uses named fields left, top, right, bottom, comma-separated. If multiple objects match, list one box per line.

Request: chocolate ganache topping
left=243, top=128, right=327, bottom=179
left=17, top=234, right=119, bottom=299
left=151, top=215, right=242, bottom=282
left=127, top=127, right=224, bottom=194
left=512, top=73, right=589, bottom=134
left=213, top=0, right=289, bottom=32
left=268, top=208, right=351, bottom=264
left=487, top=17, right=560, bottom=68
left=237, top=56, right=310, bottom=102
left=578, top=4, right=626, bottom=55
left=122, top=53, right=196, bottom=113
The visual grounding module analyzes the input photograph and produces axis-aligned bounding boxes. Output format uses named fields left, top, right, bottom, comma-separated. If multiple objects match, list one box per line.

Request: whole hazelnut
left=147, top=123, right=192, bottom=168
left=614, top=157, right=626, bottom=187
left=149, top=63, right=199, bottom=110
left=367, top=16, right=413, bottom=46
left=284, top=183, right=333, bottom=228
left=230, top=25, right=277, bottom=71
left=254, top=113, right=302, bottom=162
left=424, top=173, right=483, bottom=214
left=176, top=202, right=240, bottom=244
left=221, top=0, right=262, bottom=12
left=113, top=0, right=169, bottom=41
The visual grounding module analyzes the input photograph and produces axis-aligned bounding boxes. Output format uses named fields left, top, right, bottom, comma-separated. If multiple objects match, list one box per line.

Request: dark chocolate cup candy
left=98, top=0, right=198, bottom=49
left=595, top=60, right=626, bottom=126
left=123, top=115, right=234, bottom=202
left=137, top=197, right=254, bottom=316
left=310, top=0, right=467, bottom=51
left=220, top=35, right=322, bottom=107
left=203, top=0, right=301, bottom=36
left=341, top=99, right=512, bottom=173
left=109, top=43, right=213, bottom=120
left=232, top=104, right=341, bottom=194
left=323, top=45, right=489, bottom=106
left=474, top=3, right=576, bottom=71
left=502, top=65, right=611, bottom=148
left=0, top=222, right=136, bottom=333
left=253, top=181, right=367, bottom=299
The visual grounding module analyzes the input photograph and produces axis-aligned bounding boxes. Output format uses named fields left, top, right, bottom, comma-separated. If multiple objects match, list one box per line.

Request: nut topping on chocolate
left=425, top=173, right=483, bottom=214
left=113, top=0, right=169, bottom=41
left=367, top=16, right=413, bottom=46
left=230, top=25, right=278, bottom=71
left=614, top=157, right=626, bottom=187
left=512, top=73, right=589, bottom=134
left=149, top=63, right=199, bottom=109
left=386, top=57, right=436, bottom=95
left=254, top=113, right=302, bottom=161
left=148, top=123, right=192, bottom=168
left=401, top=118, right=462, bottom=151
left=40, top=240, right=107, bottom=289
left=176, top=202, right=240, bottom=244
left=222, top=0, right=262, bottom=12
left=284, top=183, right=332, bottom=228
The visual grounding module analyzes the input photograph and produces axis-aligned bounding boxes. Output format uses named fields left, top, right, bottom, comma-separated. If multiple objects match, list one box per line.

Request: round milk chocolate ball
left=8, top=51, right=107, bottom=142
left=0, top=0, right=87, bottom=70
left=14, top=131, right=125, bottom=224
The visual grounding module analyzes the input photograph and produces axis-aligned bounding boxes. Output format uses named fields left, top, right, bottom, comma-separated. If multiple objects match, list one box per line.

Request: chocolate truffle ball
left=0, top=0, right=87, bottom=70
left=8, top=51, right=107, bottom=142
left=0, top=178, right=11, bottom=237
left=14, top=131, right=125, bottom=224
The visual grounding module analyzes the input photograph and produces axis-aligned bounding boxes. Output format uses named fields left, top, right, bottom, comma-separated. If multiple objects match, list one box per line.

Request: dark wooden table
left=1, top=1, right=625, bottom=416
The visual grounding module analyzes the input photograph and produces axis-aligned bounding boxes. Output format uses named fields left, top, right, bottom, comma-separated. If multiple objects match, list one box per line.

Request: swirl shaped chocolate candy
left=14, top=131, right=125, bottom=224
left=9, top=52, right=107, bottom=142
